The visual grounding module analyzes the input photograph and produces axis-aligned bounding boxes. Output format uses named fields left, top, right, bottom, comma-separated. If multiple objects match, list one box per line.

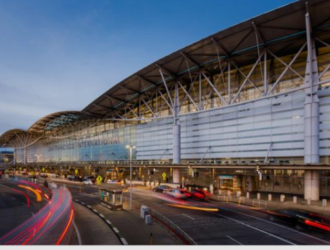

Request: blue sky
left=0, top=0, right=296, bottom=137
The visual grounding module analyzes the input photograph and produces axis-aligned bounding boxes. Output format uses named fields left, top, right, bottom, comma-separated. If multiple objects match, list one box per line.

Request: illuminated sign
left=48, top=137, right=122, bottom=152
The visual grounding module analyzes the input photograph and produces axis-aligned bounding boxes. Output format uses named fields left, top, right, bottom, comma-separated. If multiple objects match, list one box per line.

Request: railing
left=252, top=199, right=267, bottom=208
left=215, top=193, right=267, bottom=208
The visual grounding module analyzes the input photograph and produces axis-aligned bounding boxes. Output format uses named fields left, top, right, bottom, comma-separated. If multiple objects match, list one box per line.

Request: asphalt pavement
left=72, top=202, right=121, bottom=245
left=45, top=178, right=330, bottom=245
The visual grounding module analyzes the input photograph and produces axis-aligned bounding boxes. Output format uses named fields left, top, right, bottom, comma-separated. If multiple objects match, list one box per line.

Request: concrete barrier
left=293, top=196, right=297, bottom=204
left=322, top=199, right=327, bottom=207
left=257, top=193, right=261, bottom=200
left=268, top=194, right=272, bottom=201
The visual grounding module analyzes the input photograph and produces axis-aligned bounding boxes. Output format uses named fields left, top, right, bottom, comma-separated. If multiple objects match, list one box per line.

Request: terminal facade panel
left=1, top=0, right=330, bottom=200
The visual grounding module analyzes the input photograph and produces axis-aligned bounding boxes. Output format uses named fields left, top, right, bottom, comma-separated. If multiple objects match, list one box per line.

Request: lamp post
left=126, top=145, right=135, bottom=210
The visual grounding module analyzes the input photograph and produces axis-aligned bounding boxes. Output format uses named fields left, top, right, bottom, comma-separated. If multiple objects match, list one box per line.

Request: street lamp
left=126, top=145, right=136, bottom=210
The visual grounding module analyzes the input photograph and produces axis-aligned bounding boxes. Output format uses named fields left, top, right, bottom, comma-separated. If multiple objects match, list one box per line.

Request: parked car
left=67, top=175, right=75, bottom=181
left=267, top=209, right=330, bottom=232
left=83, top=176, right=96, bottom=184
left=83, top=179, right=94, bottom=185
left=153, top=185, right=172, bottom=193
left=107, top=179, right=120, bottom=184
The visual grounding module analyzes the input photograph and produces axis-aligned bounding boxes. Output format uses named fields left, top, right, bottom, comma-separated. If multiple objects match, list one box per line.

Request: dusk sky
left=0, top=0, right=295, bottom=138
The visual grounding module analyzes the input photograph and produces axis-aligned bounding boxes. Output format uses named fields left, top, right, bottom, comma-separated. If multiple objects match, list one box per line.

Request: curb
left=73, top=199, right=128, bottom=245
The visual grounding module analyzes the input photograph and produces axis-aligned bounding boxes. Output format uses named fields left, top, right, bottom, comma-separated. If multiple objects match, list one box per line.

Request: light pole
left=126, top=145, right=135, bottom=210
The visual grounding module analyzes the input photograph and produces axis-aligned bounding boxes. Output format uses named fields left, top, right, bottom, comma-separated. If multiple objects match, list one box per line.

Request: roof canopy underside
left=0, top=111, right=95, bottom=147
left=83, top=0, right=330, bottom=118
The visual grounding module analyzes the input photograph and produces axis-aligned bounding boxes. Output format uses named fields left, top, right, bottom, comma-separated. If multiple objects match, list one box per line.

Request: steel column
left=228, top=62, right=231, bottom=103
left=263, top=52, right=268, bottom=96
left=173, top=82, right=181, bottom=164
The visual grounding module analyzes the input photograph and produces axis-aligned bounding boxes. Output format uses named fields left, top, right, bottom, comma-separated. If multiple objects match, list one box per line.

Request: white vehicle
left=84, top=179, right=93, bottom=185
left=107, top=179, right=120, bottom=184
left=50, top=182, right=57, bottom=189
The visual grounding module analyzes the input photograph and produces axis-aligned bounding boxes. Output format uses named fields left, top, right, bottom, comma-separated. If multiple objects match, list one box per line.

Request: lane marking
left=106, top=220, right=112, bottom=225
left=72, top=219, right=82, bottom=245
left=227, top=235, right=243, bottom=245
left=121, top=238, right=128, bottom=245
left=93, top=209, right=98, bottom=213
left=182, top=214, right=195, bottom=220
left=87, top=205, right=92, bottom=208
left=81, top=202, right=85, bottom=205
left=113, top=227, right=119, bottom=233
left=218, top=205, right=330, bottom=245
left=211, top=212, right=296, bottom=245
left=99, top=214, right=104, bottom=218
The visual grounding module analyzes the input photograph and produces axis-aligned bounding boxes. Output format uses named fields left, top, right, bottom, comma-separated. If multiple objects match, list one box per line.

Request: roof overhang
left=83, top=0, right=330, bottom=117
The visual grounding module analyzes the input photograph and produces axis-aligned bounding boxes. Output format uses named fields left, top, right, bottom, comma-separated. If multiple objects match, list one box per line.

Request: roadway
left=65, top=183, right=330, bottom=245
left=0, top=180, right=48, bottom=240
left=0, top=178, right=76, bottom=245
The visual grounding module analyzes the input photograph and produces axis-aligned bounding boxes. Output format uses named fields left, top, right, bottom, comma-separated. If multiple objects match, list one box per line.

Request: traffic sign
left=162, top=172, right=167, bottom=181
left=96, top=175, right=103, bottom=185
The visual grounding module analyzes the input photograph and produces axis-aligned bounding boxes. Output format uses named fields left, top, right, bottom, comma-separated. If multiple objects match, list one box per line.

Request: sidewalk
left=213, top=191, right=330, bottom=215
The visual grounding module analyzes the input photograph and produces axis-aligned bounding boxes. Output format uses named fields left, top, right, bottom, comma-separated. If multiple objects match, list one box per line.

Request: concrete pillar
left=173, top=82, right=181, bottom=164
left=304, top=170, right=320, bottom=201
left=303, top=12, right=320, bottom=201
left=173, top=168, right=180, bottom=184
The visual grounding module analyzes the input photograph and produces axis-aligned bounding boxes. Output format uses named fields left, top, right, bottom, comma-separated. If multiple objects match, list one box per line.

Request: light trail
left=166, top=203, right=219, bottom=211
left=56, top=209, right=74, bottom=245
left=0, top=183, right=74, bottom=245
left=18, top=185, right=42, bottom=202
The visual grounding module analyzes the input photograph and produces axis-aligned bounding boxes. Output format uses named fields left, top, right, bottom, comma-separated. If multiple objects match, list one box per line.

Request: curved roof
left=0, top=129, right=30, bottom=147
left=28, top=111, right=94, bottom=133
left=83, top=0, right=330, bottom=117
left=0, top=111, right=95, bottom=147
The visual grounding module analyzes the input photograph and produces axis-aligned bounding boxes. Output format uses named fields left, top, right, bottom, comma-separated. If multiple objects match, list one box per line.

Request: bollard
left=293, top=196, right=297, bottom=204
left=268, top=194, right=272, bottom=201
left=307, top=198, right=311, bottom=205
left=280, top=194, right=285, bottom=202
left=322, top=199, right=327, bottom=207
left=145, top=215, right=152, bottom=225
left=238, top=197, right=241, bottom=206
left=246, top=192, right=250, bottom=199
left=150, top=233, right=153, bottom=245
left=257, top=193, right=261, bottom=200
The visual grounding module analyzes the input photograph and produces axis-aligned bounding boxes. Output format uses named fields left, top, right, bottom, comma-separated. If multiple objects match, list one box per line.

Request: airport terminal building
left=1, top=0, right=330, bottom=200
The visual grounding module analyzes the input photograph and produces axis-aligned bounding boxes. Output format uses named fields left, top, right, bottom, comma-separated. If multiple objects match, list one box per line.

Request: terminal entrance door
left=218, top=175, right=241, bottom=192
